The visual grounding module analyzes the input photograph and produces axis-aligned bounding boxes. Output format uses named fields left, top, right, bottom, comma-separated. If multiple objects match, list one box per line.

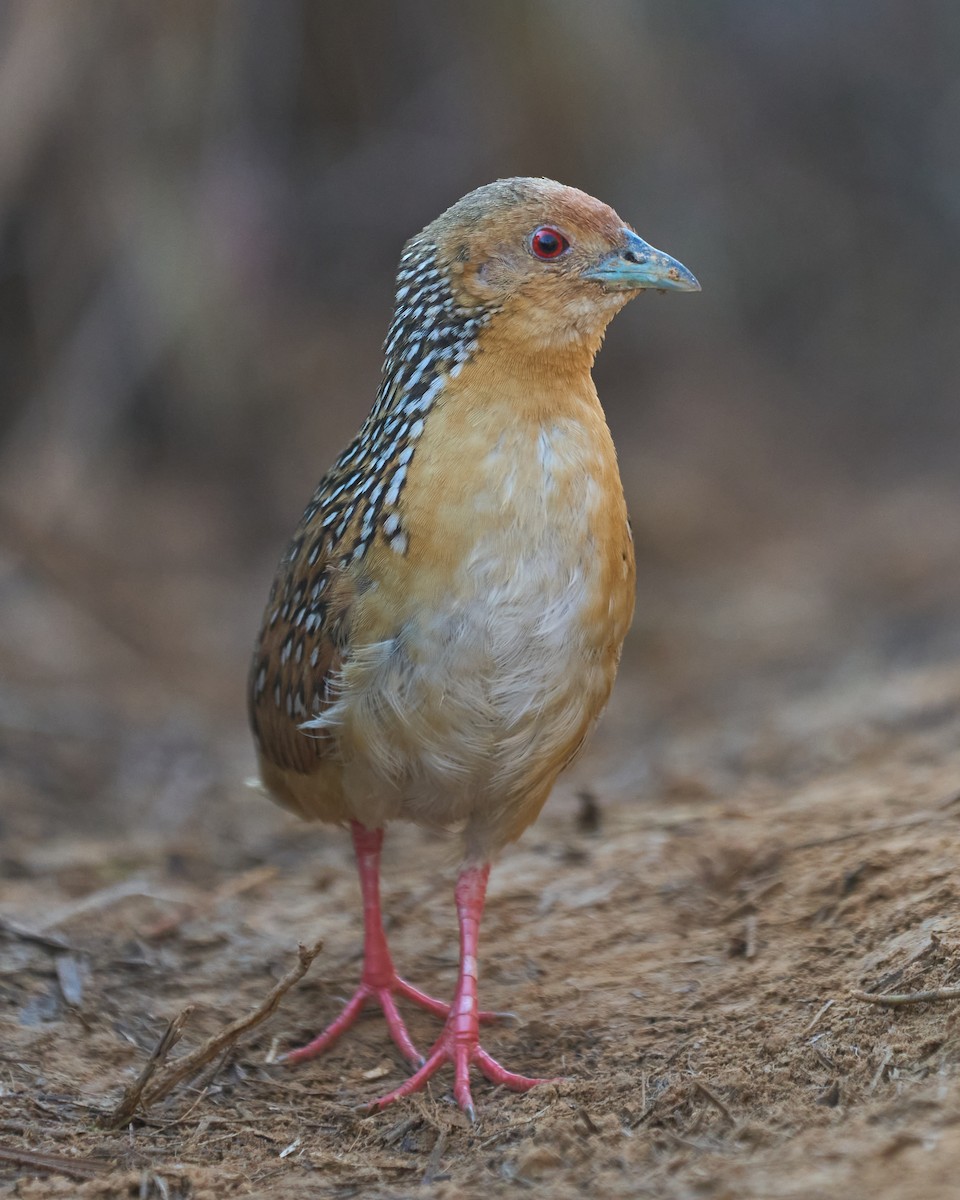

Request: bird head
left=416, top=177, right=700, bottom=358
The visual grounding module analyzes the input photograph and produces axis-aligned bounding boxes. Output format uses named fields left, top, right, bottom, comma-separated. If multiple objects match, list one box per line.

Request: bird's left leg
left=369, top=863, right=553, bottom=1120
left=283, top=822, right=451, bottom=1066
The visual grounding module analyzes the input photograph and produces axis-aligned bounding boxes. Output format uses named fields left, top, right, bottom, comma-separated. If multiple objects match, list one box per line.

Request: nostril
left=623, top=248, right=647, bottom=265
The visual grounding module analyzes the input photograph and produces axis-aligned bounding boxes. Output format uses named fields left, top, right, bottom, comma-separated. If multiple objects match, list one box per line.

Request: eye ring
left=530, top=226, right=570, bottom=260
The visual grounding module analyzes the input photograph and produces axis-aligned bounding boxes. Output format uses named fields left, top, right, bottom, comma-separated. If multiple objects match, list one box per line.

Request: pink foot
left=282, top=823, right=444, bottom=1065
left=368, top=864, right=556, bottom=1120
left=283, top=972, right=449, bottom=1065
left=370, top=1025, right=551, bottom=1120
left=281, top=824, right=504, bottom=1068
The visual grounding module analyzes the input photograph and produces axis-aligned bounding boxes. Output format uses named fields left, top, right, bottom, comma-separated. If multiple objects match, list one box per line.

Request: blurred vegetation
left=1, top=0, right=959, bottom=838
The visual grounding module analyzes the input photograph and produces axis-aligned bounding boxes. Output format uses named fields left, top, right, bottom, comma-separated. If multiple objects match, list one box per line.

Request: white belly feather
left=311, top=419, right=625, bottom=849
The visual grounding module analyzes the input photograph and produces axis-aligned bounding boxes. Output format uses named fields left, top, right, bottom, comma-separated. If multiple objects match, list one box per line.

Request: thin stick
left=869, top=1046, right=893, bottom=1090
left=0, top=1145, right=104, bottom=1181
left=421, top=1128, right=448, bottom=1186
left=142, top=939, right=323, bottom=1109
left=106, top=939, right=322, bottom=1125
left=577, top=1106, right=600, bottom=1135
left=744, top=914, right=758, bottom=960
left=140, top=865, right=279, bottom=940
left=477, top=1107, right=551, bottom=1150
left=851, top=985, right=960, bottom=1007
left=106, top=1006, right=195, bottom=1128
left=794, top=811, right=950, bottom=852
left=695, top=1080, right=734, bottom=1124
left=381, top=1114, right=421, bottom=1147
left=803, top=999, right=834, bottom=1035
left=0, top=917, right=72, bottom=952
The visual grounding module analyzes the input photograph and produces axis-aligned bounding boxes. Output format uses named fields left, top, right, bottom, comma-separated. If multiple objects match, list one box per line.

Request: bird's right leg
left=282, top=821, right=451, bottom=1066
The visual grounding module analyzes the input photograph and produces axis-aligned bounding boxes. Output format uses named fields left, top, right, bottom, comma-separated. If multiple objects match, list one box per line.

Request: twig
left=632, top=1099, right=660, bottom=1128
left=658, top=1127, right=714, bottom=1153
left=140, top=865, right=279, bottom=940
left=744, top=914, right=758, bottom=960
left=421, top=1128, right=448, bottom=1186
left=55, top=953, right=86, bottom=1007
left=0, top=917, right=73, bottom=952
left=140, top=939, right=323, bottom=1109
left=851, top=985, right=960, bottom=1007
left=37, top=877, right=164, bottom=933
left=381, top=1115, right=421, bottom=1147
left=802, top=999, right=834, bottom=1035
left=576, top=1106, right=600, bottom=1135
left=106, top=1006, right=195, bottom=1128
left=105, top=939, right=322, bottom=1125
left=869, top=1046, right=894, bottom=1090
left=793, top=811, right=952, bottom=852
left=694, top=1080, right=734, bottom=1124
left=477, top=1107, right=551, bottom=1149
left=0, top=1144, right=104, bottom=1181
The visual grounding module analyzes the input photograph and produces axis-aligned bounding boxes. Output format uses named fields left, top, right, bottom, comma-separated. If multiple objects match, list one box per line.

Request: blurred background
left=2, top=0, right=960, bottom=851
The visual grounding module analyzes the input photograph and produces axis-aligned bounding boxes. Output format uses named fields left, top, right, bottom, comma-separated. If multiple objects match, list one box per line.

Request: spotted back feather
left=248, top=236, right=497, bottom=772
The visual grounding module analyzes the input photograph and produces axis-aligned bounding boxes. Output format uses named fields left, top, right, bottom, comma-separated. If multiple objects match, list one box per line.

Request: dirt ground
left=5, top=476, right=960, bottom=1199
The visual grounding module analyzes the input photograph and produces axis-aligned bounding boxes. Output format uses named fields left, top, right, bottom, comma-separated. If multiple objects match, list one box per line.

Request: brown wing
left=249, top=357, right=430, bottom=773
left=248, top=516, right=355, bottom=775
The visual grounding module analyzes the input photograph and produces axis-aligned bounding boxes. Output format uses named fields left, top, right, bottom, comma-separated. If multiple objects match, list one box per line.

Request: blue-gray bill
left=582, top=229, right=700, bottom=293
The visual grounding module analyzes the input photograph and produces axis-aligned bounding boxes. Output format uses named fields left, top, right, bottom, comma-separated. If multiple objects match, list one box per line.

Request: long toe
left=368, top=1034, right=553, bottom=1117
left=473, top=1046, right=557, bottom=1092
left=392, top=976, right=456, bottom=1021
left=378, top=987, right=425, bottom=1064
left=368, top=1042, right=450, bottom=1111
left=281, top=985, right=371, bottom=1063
left=282, top=981, right=426, bottom=1066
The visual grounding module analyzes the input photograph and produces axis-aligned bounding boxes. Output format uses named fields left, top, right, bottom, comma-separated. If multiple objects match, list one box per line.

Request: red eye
left=531, top=226, right=569, bottom=260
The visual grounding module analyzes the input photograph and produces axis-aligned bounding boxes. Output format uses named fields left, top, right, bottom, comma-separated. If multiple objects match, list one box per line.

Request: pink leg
left=370, top=863, right=556, bottom=1121
left=283, top=822, right=449, bottom=1066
